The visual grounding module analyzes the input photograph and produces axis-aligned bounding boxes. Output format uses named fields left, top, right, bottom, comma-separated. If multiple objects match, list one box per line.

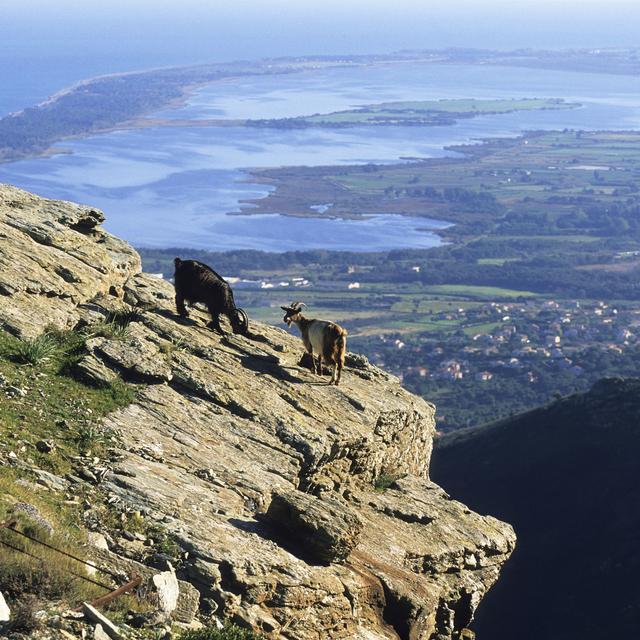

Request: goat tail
left=327, top=324, right=347, bottom=364
left=327, top=324, right=347, bottom=340
left=338, top=330, right=347, bottom=362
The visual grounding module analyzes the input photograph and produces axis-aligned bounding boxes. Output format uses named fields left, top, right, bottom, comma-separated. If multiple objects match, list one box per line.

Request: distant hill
left=431, top=377, right=640, bottom=640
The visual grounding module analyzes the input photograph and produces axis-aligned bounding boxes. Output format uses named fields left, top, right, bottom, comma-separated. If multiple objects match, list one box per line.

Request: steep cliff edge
left=431, top=378, right=640, bottom=639
left=0, top=185, right=515, bottom=640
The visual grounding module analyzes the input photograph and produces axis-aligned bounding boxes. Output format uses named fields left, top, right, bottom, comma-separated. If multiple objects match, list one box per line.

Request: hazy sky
left=1, top=1, right=638, bottom=81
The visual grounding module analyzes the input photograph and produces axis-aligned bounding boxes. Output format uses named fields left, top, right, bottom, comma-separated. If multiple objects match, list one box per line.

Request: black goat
left=173, top=258, right=249, bottom=335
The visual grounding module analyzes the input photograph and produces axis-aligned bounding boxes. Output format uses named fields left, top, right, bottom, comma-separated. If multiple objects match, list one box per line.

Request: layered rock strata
left=0, top=185, right=515, bottom=640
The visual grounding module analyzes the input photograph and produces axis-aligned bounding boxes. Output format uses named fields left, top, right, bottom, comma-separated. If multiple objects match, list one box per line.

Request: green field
left=359, top=98, right=574, bottom=113
left=423, top=285, right=540, bottom=299
left=256, top=98, right=577, bottom=128
left=462, top=321, right=503, bottom=336
left=305, top=98, right=576, bottom=125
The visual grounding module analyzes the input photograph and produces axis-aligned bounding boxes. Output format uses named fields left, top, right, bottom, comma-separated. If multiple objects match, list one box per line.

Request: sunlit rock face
left=0, top=184, right=515, bottom=639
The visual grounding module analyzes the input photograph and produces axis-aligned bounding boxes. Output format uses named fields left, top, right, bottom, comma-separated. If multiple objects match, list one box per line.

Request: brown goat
left=282, top=301, right=347, bottom=385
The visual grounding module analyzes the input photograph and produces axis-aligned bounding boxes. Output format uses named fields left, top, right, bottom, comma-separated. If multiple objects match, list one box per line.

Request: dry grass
left=0, top=503, right=154, bottom=629
left=0, top=508, right=107, bottom=633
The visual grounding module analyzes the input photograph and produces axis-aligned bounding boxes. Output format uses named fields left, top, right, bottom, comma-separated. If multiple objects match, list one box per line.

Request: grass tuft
left=91, top=320, right=131, bottom=340
left=88, top=308, right=142, bottom=341
left=159, top=335, right=188, bottom=357
left=12, top=333, right=60, bottom=365
left=72, top=423, right=111, bottom=455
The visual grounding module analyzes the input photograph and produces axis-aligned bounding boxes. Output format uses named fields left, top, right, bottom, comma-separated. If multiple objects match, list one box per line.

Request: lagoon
left=1, top=62, right=639, bottom=252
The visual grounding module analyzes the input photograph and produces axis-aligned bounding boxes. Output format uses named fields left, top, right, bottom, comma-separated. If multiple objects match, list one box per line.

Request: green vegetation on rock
left=178, top=624, right=265, bottom=640
left=0, top=329, right=135, bottom=471
left=0, top=509, right=104, bottom=611
left=0, top=327, right=143, bottom=624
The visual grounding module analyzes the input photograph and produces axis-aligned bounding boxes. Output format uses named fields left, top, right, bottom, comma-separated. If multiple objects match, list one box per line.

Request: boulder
left=73, top=354, right=117, bottom=388
left=152, top=563, right=180, bottom=618
left=94, top=624, right=112, bottom=640
left=81, top=603, right=121, bottom=640
left=265, top=490, right=363, bottom=564
left=89, top=547, right=199, bottom=624
left=0, top=185, right=140, bottom=338
left=10, top=502, right=54, bottom=536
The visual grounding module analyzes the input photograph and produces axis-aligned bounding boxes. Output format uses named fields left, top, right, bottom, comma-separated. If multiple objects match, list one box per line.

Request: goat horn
left=291, top=301, right=306, bottom=309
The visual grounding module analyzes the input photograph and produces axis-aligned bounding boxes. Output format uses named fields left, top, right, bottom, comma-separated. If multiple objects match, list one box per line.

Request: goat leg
left=226, top=311, right=238, bottom=334
left=207, top=311, right=225, bottom=335
left=303, top=340, right=315, bottom=373
left=176, top=293, right=189, bottom=317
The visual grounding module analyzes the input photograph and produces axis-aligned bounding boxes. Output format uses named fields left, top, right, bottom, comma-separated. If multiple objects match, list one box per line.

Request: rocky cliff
left=0, top=185, right=515, bottom=640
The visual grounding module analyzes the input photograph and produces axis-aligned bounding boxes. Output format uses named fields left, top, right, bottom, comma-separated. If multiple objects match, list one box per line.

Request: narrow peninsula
left=0, top=47, right=635, bottom=163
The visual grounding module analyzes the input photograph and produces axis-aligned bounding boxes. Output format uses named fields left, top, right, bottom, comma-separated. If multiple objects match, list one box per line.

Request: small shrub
left=5, top=595, right=41, bottom=633
left=373, top=473, right=400, bottom=492
left=72, top=423, right=109, bottom=454
left=12, top=333, right=59, bottom=365
left=109, top=309, right=142, bottom=326
left=178, top=624, right=265, bottom=640
left=126, top=511, right=146, bottom=534
left=145, top=522, right=180, bottom=559
left=106, top=378, right=137, bottom=404
left=46, top=326, right=88, bottom=355
left=89, top=308, right=141, bottom=341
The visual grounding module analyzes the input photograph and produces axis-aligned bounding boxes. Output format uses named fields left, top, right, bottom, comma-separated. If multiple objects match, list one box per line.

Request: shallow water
left=1, top=62, right=639, bottom=252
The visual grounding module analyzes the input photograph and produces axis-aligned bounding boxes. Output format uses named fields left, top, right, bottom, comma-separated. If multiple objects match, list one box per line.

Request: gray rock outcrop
left=0, top=185, right=516, bottom=639
left=0, top=185, right=140, bottom=338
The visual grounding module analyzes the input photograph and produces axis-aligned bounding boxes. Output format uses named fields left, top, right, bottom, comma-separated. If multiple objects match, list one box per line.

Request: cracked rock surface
left=0, top=185, right=140, bottom=338
left=0, top=185, right=515, bottom=639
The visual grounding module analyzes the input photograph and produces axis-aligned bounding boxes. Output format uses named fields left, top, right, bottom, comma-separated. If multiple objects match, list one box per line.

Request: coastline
left=0, top=48, right=637, bottom=165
